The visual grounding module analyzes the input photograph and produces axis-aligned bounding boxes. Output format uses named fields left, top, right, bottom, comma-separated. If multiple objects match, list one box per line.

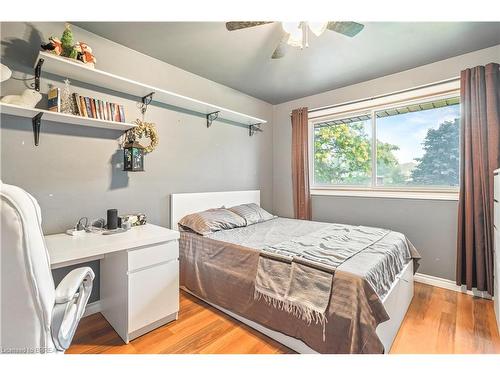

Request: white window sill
left=310, top=189, right=459, bottom=201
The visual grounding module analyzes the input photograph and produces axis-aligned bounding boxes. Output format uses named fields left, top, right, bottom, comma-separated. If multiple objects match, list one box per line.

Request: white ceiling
left=75, top=22, right=500, bottom=104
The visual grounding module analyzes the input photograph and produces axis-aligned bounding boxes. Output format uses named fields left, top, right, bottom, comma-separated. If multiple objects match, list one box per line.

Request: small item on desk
left=121, top=213, right=147, bottom=227
left=66, top=228, right=85, bottom=236
left=107, top=209, right=118, bottom=230
left=66, top=217, right=88, bottom=236
left=121, top=220, right=132, bottom=231
left=102, top=228, right=127, bottom=235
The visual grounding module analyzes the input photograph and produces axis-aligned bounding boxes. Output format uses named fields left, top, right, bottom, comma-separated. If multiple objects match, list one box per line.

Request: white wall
left=272, top=44, right=500, bottom=280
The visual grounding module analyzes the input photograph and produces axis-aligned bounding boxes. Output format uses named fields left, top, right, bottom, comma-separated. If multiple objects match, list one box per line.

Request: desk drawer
left=128, top=259, right=179, bottom=333
left=128, top=240, right=178, bottom=272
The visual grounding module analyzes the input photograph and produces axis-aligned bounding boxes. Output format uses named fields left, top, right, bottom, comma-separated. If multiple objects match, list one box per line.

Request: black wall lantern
left=123, top=133, right=145, bottom=172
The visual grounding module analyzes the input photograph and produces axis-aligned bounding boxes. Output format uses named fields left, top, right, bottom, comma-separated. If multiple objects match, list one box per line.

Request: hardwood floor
left=390, top=282, right=500, bottom=354
left=67, top=283, right=500, bottom=354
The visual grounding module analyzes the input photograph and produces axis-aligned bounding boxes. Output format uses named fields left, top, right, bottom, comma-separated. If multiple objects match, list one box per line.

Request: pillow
left=228, top=203, right=276, bottom=226
left=178, top=208, right=246, bottom=235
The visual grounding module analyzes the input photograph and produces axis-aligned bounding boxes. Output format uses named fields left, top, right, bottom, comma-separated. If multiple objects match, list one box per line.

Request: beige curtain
left=291, top=107, right=312, bottom=220
left=456, top=63, right=500, bottom=296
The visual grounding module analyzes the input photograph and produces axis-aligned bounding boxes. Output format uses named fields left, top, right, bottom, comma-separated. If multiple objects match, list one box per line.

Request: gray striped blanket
left=254, top=224, right=391, bottom=332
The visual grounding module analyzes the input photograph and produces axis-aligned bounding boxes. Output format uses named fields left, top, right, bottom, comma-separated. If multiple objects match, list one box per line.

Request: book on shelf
left=100, top=100, right=105, bottom=120
left=113, top=103, right=121, bottom=122
left=47, top=87, right=61, bottom=112
left=99, top=100, right=105, bottom=120
left=97, top=99, right=102, bottom=120
left=119, top=105, right=126, bottom=123
left=90, top=99, right=97, bottom=118
left=72, top=93, right=82, bottom=116
left=105, top=102, right=111, bottom=121
left=80, top=96, right=87, bottom=117
left=84, top=97, right=91, bottom=118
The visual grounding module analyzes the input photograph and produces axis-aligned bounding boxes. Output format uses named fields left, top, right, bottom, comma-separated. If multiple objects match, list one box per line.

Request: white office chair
left=1, top=182, right=94, bottom=353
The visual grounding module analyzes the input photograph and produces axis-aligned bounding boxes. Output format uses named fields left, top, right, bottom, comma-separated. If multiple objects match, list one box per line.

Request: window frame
left=309, top=83, right=461, bottom=198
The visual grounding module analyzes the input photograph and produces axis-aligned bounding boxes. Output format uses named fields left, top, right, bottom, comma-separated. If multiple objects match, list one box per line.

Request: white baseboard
left=415, top=272, right=492, bottom=299
left=82, top=300, right=101, bottom=317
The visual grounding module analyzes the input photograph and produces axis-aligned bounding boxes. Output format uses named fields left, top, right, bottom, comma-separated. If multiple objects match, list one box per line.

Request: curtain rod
left=289, top=76, right=460, bottom=116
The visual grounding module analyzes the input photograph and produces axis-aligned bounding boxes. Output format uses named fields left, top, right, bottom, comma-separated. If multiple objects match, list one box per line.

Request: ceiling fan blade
left=326, top=22, right=365, bottom=37
left=225, top=21, right=273, bottom=31
left=271, top=33, right=290, bottom=59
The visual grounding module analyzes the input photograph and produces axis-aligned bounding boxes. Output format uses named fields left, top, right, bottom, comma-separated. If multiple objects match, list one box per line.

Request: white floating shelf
left=36, top=51, right=267, bottom=127
left=0, top=102, right=137, bottom=131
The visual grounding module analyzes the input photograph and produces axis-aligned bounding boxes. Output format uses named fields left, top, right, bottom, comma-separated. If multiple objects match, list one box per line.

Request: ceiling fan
left=225, top=21, right=365, bottom=59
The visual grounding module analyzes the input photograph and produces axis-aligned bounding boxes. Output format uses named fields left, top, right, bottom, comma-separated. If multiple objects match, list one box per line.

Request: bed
left=170, top=190, right=418, bottom=354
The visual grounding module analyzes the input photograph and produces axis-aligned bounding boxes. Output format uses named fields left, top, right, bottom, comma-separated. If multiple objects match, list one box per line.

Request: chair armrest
left=51, top=267, right=94, bottom=351
left=55, top=267, right=95, bottom=304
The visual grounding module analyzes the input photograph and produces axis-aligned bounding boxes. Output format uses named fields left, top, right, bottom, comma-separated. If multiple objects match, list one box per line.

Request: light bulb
left=308, top=22, right=328, bottom=37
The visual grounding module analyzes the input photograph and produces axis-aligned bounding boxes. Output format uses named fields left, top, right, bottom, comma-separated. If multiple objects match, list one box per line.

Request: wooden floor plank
left=68, top=283, right=499, bottom=354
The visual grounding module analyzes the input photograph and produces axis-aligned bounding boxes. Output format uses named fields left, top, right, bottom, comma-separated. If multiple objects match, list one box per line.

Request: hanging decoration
left=41, top=23, right=97, bottom=68
left=121, top=93, right=159, bottom=172
left=123, top=133, right=145, bottom=172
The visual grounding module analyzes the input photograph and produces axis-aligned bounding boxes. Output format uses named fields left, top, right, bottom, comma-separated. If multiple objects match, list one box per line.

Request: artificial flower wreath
left=127, top=119, right=159, bottom=153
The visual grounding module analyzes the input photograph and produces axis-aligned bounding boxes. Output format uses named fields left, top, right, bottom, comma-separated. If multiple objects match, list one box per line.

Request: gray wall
left=1, top=22, right=274, bottom=302
left=272, top=44, right=500, bottom=280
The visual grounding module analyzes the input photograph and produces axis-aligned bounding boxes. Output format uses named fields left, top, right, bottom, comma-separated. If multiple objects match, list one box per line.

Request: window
left=311, top=94, right=460, bottom=192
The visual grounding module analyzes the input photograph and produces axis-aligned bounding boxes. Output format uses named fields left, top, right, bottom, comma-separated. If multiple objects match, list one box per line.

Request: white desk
left=45, top=224, right=180, bottom=343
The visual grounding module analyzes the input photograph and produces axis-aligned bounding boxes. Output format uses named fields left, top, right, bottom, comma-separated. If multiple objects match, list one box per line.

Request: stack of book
left=47, top=87, right=127, bottom=123
left=73, top=94, right=126, bottom=123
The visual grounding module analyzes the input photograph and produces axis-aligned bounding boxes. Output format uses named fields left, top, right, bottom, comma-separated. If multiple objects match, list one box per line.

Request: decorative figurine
left=75, top=42, right=97, bottom=67
left=1, top=89, right=42, bottom=108
left=60, top=79, right=76, bottom=114
left=0, top=63, right=12, bottom=82
left=41, top=37, right=62, bottom=56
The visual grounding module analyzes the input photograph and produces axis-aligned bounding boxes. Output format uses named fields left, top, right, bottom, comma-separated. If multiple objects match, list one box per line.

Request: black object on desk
left=107, top=209, right=118, bottom=230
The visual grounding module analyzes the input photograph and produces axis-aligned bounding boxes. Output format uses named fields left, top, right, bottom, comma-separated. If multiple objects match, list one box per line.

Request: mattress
left=179, top=217, right=420, bottom=353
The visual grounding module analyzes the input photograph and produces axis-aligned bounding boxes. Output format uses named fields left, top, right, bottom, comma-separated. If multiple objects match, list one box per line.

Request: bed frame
left=170, top=190, right=414, bottom=353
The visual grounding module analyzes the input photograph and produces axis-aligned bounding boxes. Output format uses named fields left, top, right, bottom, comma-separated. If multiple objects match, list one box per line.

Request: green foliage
left=61, top=24, right=77, bottom=59
left=376, top=142, right=406, bottom=185
left=314, top=122, right=370, bottom=185
left=314, top=121, right=402, bottom=185
left=410, top=118, right=460, bottom=186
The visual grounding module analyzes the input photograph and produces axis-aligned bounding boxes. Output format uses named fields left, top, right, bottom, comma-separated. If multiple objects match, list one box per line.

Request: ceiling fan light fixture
left=281, top=22, right=304, bottom=48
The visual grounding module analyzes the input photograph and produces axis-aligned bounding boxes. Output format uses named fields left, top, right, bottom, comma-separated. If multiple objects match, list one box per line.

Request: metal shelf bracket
left=34, top=58, right=44, bottom=92
left=206, top=111, right=220, bottom=128
left=249, top=123, right=263, bottom=137
left=140, top=92, right=155, bottom=116
left=32, top=112, right=43, bottom=146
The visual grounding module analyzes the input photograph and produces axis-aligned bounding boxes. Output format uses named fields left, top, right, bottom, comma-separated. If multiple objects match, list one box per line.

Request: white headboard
left=170, top=190, right=260, bottom=230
